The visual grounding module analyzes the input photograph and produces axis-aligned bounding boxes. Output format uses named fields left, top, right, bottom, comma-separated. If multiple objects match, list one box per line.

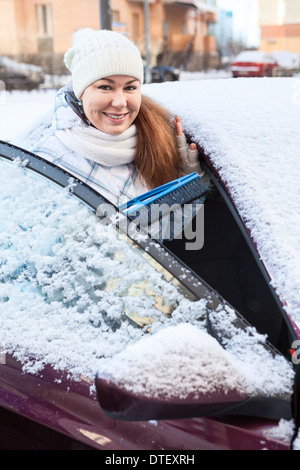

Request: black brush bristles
left=128, top=175, right=210, bottom=228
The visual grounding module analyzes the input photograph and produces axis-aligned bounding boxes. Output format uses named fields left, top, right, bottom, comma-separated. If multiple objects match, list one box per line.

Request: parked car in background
left=0, top=55, right=44, bottom=91
left=1, top=77, right=300, bottom=450
left=150, top=65, right=180, bottom=82
left=230, top=50, right=278, bottom=78
left=143, top=64, right=180, bottom=83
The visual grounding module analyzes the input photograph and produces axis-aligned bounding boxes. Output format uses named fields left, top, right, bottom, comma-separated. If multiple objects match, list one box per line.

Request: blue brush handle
left=119, top=172, right=200, bottom=214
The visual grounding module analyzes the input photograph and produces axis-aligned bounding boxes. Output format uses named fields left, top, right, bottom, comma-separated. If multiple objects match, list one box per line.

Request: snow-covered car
left=1, top=76, right=300, bottom=450
left=230, top=50, right=278, bottom=78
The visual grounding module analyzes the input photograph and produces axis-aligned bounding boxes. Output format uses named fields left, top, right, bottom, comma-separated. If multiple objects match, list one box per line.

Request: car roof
left=232, top=50, right=275, bottom=62
left=142, top=77, right=300, bottom=330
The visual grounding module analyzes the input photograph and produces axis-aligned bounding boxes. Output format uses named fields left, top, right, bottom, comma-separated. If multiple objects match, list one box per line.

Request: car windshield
left=0, top=156, right=294, bottom=399
left=0, top=157, right=201, bottom=376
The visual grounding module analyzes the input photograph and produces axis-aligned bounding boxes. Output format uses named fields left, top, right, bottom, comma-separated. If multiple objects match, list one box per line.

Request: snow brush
left=119, top=172, right=209, bottom=227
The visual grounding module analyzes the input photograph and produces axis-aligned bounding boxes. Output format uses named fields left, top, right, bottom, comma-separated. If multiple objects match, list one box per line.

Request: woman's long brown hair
left=134, top=95, right=181, bottom=189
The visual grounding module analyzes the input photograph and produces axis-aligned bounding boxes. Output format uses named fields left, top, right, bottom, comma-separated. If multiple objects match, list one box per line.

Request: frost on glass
left=0, top=158, right=205, bottom=379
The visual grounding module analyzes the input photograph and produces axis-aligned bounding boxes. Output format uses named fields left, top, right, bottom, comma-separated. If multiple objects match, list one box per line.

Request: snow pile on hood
left=142, top=77, right=300, bottom=326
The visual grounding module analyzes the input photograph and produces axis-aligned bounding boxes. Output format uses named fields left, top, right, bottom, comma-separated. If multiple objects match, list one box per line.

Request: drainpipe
left=144, top=0, right=151, bottom=83
left=100, top=0, right=112, bottom=30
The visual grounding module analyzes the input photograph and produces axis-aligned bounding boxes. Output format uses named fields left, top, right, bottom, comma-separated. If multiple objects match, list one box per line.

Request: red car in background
left=231, top=50, right=278, bottom=78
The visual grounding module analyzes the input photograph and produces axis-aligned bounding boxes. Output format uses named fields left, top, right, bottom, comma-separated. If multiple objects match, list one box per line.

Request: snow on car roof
left=232, top=50, right=275, bottom=62
left=142, top=77, right=300, bottom=327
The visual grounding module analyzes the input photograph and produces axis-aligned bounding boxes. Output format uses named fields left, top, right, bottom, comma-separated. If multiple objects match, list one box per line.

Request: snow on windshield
left=142, top=78, right=300, bottom=328
left=0, top=158, right=294, bottom=397
left=0, top=159, right=203, bottom=377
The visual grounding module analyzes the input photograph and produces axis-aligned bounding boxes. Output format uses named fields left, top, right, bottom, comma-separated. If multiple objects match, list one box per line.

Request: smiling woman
left=81, top=76, right=141, bottom=135
left=31, top=28, right=203, bottom=210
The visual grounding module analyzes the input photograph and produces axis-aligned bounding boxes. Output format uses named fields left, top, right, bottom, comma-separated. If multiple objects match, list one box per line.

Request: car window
left=0, top=153, right=294, bottom=404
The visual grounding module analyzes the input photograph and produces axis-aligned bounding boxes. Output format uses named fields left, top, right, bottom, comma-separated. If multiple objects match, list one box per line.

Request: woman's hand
left=174, top=116, right=203, bottom=176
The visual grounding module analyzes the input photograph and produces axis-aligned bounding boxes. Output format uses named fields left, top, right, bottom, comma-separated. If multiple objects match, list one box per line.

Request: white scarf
left=56, top=123, right=137, bottom=167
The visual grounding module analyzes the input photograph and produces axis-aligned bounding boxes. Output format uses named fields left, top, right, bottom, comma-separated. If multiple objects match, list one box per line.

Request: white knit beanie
left=65, top=28, right=144, bottom=99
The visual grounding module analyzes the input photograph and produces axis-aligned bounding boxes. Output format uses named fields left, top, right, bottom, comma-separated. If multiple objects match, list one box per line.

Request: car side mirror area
left=95, top=373, right=250, bottom=421
left=95, top=324, right=251, bottom=421
left=95, top=373, right=292, bottom=422
left=95, top=323, right=293, bottom=423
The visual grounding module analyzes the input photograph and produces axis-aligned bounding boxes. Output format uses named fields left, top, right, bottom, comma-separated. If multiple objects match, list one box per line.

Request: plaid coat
left=32, top=86, right=147, bottom=207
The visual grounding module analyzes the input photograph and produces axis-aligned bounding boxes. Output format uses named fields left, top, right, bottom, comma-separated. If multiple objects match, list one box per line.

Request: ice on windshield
left=0, top=158, right=207, bottom=378
left=0, top=158, right=294, bottom=398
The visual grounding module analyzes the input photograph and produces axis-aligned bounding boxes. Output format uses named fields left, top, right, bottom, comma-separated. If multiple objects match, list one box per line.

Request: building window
left=36, top=4, right=53, bottom=37
left=132, top=13, right=140, bottom=41
left=112, top=10, right=120, bottom=24
left=112, top=10, right=128, bottom=34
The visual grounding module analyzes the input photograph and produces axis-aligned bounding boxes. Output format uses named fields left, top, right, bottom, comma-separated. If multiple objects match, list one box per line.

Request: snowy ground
left=0, top=89, right=57, bottom=142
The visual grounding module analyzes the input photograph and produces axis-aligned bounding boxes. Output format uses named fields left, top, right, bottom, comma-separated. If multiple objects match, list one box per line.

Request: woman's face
left=81, top=75, right=142, bottom=135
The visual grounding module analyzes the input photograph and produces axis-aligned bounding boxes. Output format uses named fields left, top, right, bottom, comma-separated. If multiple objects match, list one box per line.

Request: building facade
left=259, top=0, right=300, bottom=52
left=0, top=0, right=218, bottom=73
